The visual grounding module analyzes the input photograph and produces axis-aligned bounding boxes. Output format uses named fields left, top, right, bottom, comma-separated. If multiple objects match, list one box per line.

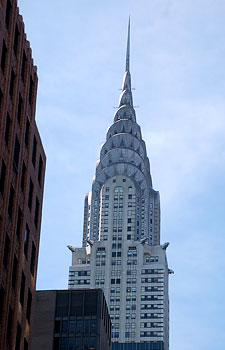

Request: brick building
left=0, top=0, right=46, bottom=349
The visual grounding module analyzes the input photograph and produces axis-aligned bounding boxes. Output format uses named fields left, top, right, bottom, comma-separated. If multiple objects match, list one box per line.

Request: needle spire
left=126, top=16, right=130, bottom=72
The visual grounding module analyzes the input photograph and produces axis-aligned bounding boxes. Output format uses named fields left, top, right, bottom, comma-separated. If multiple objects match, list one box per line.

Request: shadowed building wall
left=0, top=0, right=46, bottom=349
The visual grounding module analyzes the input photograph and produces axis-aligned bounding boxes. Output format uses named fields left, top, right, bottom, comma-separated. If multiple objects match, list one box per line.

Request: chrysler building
left=68, top=20, right=171, bottom=350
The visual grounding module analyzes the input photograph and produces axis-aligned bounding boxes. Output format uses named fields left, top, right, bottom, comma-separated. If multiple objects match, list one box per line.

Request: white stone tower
left=68, top=20, right=172, bottom=350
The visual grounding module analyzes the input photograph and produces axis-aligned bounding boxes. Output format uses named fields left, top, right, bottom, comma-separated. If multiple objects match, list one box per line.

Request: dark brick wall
left=0, top=0, right=46, bottom=349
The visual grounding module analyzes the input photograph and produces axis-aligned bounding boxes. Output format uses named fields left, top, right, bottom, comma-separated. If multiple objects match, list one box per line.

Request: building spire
left=113, top=17, right=136, bottom=122
left=125, top=16, right=130, bottom=72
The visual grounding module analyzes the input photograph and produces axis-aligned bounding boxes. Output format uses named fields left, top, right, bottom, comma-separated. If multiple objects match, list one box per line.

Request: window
left=13, top=25, right=19, bottom=56
left=7, top=306, right=13, bottom=344
left=115, top=186, right=123, bottom=193
left=37, top=155, right=43, bottom=185
left=9, top=69, right=15, bottom=98
left=34, top=197, right=40, bottom=229
left=13, top=135, right=20, bottom=170
left=24, top=225, right=29, bottom=258
left=0, top=88, right=2, bottom=110
left=15, top=323, right=22, bottom=350
left=5, top=0, right=12, bottom=28
left=26, top=289, right=32, bottom=323
left=21, top=51, right=27, bottom=81
left=32, top=135, right=37, bottom=167
left=25, top=118, right=30, bottom=147
left=0, top=160, right=6, bottom=195
left=29, top=76, right=34, bottom=105
left=20, top=272, right=25, bottom=306
left=1, top=40, right=7, bottom=73
left=3, top=234, right=10, bottom=269
left=21, top=162, right=26, bottom=192
left=128, top=186, right=133, bottom=192
left=127, top=235, right=131, bottom=240
left=30, top=242, right=36, bottom=276
left=12, top=255, right=18, bottom=289
left=28, top=179, right=33, bottom=210
left=105, top=187, right=110, bottom=192
left=5, top=113, right=11, bottom=146
left=17, top=94, right=23, bottom=123
left=16, top=207, right=22, bottom=238
left=8, top=185, right=14, bottom=218
left=113, top=332, right=119, bottom=338
left=128, top=194, right=132, bottom=199
left=0, top=286, right=5, bottom=324
left=24, top=339, right=28, bottom=350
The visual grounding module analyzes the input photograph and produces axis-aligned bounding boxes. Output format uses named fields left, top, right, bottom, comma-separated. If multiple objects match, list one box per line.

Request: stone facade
left=68, top=21, right=171, bottom=350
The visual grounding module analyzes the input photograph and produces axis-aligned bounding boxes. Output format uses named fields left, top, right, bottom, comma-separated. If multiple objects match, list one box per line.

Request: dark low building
left=112, top=342, right=164, bottom=350
left=31, top=289, right=111, bottom=350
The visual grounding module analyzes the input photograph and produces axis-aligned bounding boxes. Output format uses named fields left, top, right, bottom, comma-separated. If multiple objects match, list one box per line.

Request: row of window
left=3, top=224, right=36, bottom=279
left=101, top=208, right=135, bottom=217
left=140, top=331, right=163, bottom=337
left=73, top=280, right=90, bottom=285
left=141, top=278, right=164, bottom=283
left=112, top=243, right=122, bottom=249
left=142, top=269, right=164, bottom=275
left=77, top=259, right=90, bottom=264
left=0, top=166, right=41, bottom=230
left=54, top=319, right=97, bottom=334
left=106, top=185, right=133, bottom=192
left=69, top=270, right=90, bottom=277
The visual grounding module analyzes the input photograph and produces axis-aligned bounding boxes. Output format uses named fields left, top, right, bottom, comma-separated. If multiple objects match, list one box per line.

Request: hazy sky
left=18, top=1, right=225, bottom=349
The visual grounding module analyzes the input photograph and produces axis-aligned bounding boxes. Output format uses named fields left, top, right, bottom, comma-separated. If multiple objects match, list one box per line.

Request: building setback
left=68, top=21, right=172, bottom=350
left=31, top=289, right=112, bottom=350
left=0, top=0, right=46, bottom=349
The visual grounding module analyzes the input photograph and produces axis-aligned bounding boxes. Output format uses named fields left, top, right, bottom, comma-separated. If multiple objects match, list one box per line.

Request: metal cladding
left=87, top=20, right=160, bottom=246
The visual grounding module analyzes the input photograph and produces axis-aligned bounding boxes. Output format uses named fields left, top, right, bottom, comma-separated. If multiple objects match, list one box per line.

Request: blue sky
left=18, top=1, right=225, bottom=349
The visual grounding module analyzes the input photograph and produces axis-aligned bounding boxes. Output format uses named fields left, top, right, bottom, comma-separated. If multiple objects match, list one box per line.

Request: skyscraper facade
left=68, top=22, right=171, bottom=350
left=0, top=0, right=46, bottom=349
